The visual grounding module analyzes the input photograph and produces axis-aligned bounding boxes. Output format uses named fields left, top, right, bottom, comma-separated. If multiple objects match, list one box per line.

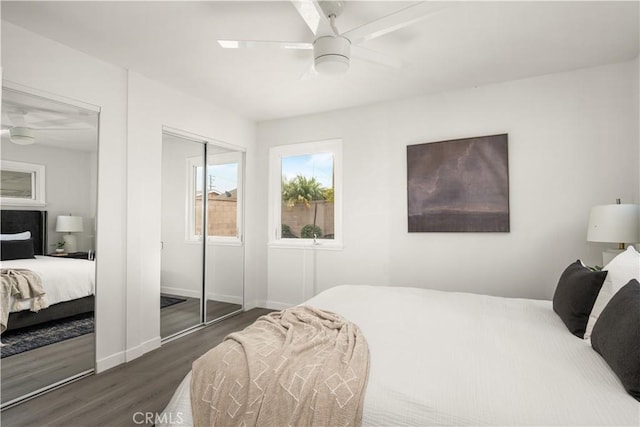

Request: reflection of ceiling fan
left=1, top=104, right=95, bottom=145
left=218, top=0, right=445, bottom=76
left=1, top=127, right=36, bottom=145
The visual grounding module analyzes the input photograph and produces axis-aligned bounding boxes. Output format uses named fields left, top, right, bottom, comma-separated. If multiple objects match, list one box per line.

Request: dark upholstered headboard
left=1, top=210, right=47, bottom=255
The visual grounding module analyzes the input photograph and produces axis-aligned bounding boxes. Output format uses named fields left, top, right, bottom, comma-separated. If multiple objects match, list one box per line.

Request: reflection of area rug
left=1, top=313, right=94, bottom=358
left=161, top=295, right=186, bottom=309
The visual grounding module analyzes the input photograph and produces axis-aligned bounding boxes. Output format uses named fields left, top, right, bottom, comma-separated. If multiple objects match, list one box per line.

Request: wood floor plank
left=1, top=308, right=272, bottom=426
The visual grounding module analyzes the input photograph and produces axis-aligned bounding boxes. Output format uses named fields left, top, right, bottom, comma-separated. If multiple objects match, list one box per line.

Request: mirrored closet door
left=160, top=132, right=205, bottom=338
left=160, top=129, right=244, bottom=339
left=0, top=85, right=99, bottom=407
left=160, top=130, right=244, bottom=340
left=205, top=144, right=244, bottom=323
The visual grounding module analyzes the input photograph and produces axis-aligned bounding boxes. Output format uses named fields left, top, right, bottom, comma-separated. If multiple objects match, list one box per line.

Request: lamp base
left=602, top=248, right=623, bottom=266
left=63, top=234, right=78, bottom=253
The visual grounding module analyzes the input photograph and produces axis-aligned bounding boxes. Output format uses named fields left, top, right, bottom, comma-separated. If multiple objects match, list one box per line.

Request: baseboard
left=125, top=336, right=161, bottom=362
left=264, top=300, right=294, bottom=310
left=206, top=292, right=243, bottom=305
left=96, top=351, right=125, bottom=373
left=161, top=286, right=200, bottom=299
left=245, top=299, right=261, bottom=310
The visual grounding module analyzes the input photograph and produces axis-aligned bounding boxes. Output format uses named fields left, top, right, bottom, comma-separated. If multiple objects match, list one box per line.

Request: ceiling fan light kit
left=9, top=127, right=35, bottom=145
left=313, top=35, right=350, bottom=74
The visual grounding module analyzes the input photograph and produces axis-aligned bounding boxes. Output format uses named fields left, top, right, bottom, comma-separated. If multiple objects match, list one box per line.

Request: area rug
left=161, top=295, right=186, bottom=309
left=1, top=313, right=94, bottom=358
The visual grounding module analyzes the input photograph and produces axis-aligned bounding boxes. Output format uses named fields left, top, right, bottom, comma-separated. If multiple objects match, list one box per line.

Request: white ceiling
left=2, top=1, right=638, bottom=122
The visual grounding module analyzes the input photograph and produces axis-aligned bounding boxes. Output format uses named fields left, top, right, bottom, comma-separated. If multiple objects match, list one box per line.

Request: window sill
left=268, top=241, right=343, bottom=251
left=185, top=238, right=243, bottom=247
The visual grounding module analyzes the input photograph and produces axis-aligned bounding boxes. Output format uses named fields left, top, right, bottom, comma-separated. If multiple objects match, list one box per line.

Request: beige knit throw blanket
left=190, top=306, right=370, bottom=427
left=0, top=268, right=48, bottom=334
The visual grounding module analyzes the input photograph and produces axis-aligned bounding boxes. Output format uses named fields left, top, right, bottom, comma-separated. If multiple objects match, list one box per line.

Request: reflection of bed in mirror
left=1, top=210, right=95, bottom=332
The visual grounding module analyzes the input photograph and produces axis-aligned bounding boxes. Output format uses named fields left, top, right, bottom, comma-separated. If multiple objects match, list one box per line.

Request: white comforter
left=1, top=255, right=95, bottom=312
left=161, top=285, right=639, bottom=426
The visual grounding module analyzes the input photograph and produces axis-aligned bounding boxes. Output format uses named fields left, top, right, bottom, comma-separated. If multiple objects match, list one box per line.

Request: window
left=188, top=151, right=243, bottom=244
left=0, top=160, right=46, bottom=207
left=269, top=139, right=342, bottom=247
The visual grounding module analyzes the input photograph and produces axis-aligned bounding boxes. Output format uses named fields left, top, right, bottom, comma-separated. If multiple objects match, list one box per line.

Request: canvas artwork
left=407, top=134, right=509, bottom=232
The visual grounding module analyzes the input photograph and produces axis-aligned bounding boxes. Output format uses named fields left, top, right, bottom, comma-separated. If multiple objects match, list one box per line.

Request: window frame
left=0, top=160, right=46, bottom=207
left=268, top=138, right=342, bottom=249
left=186, top=151, right=244, bottom=246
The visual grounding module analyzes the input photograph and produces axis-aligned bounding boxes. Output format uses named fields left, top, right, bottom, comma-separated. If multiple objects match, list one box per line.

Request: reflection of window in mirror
left=188, top=151, right=243, bottom=243
left=1, top=171, right=32, bottom=198
left=0, top=160, right=46, bottom=206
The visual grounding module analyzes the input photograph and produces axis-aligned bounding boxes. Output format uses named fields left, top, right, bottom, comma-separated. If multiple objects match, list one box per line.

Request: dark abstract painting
left=407, top=134, right=509, bottom=232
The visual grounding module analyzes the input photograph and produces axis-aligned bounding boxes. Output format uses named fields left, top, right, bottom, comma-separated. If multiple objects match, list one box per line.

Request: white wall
left=2, top=21, right=128, bottom=371
left=256, top=60, right=640, bottom=307
left=1, top=142, right=97, bottom=252
left=126, top=71, right=256, bottom=360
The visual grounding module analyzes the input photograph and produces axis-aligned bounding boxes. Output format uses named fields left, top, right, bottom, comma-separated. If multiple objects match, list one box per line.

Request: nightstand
left=47, top=252, right=92, bottom=259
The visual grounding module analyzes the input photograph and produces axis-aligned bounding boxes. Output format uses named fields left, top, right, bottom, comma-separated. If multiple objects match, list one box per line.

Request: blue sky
left=196, top=163, right=238, bottom=192
left=282, top=153, right=334, bottom=188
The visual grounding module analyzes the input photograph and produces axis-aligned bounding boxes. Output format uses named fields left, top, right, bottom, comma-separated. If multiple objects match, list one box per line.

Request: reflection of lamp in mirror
left=56, top=215, right=83, bottom=253
left=587, top=199, right=640, bottom=265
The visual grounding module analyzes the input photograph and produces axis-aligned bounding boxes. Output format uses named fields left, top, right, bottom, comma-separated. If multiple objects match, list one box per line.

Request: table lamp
left=56, top=215, right=83, bottom=253
left=587, top=199, right=639, bottom=265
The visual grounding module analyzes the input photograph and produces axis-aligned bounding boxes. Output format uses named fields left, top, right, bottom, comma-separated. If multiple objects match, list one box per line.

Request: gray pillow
left=591, top=279, right=640, bottom=401
left=0, top=238, right=35, bottom=261
left=552, top=260, right=607, bottom=338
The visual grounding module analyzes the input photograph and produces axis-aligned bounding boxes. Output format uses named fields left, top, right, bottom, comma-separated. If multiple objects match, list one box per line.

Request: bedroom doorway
left=0, top=84, right=99, bottom=408
left=160, top=129, right=244, bottom=341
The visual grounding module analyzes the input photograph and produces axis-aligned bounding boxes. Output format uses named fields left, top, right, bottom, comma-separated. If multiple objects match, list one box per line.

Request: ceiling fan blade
left=6, top=110, right=27, bottom=128
left=218, top=40, right=312, bottom=50
left=32, top=127, right=91, bottom=132
left=27, top=116, right=95, bottom=129
left=291, top=0, right=335, bottom=36
left=352, top=45, right=402, bottom=69
left=343, top=2, right=450, bottom=45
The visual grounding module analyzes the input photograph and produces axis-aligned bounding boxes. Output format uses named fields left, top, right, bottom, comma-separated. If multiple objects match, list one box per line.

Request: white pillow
left=0, top=231, right=31, bottom=241
left=584, top=245, right=640, bottom=340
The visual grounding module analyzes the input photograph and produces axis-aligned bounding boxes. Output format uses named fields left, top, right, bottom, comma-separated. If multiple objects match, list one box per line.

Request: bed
left=1, top=210, right=95, bottom=332
left=161, top=280, right=639, bottom=426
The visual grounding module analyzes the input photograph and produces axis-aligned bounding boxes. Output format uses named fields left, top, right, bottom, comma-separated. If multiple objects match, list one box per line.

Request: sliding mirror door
left=205, top=144, right=244, bottom=323
left=160, top=131, right=245, bottom=340
left=160, top=132, right=205, bottom=339
left=1, top=86, right=98, bottom=407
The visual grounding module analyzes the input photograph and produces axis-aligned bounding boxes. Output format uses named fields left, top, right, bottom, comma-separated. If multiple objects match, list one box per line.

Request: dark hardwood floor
left=1, top=308, right=271, bottom=427
left=1, top=333, right=94, bottom=404
left=160, top=295, right=242, bottom=338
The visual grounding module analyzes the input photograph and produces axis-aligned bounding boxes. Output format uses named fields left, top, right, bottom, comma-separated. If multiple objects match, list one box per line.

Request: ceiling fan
left=1, top=110, right=96, bottom=146
left=218, top=0, right=446, bottom=76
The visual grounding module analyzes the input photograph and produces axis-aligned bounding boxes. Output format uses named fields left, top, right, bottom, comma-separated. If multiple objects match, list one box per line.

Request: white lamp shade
left=56, top=215, right=83, bottom=233
left=587, top=204, right=639, bottom=243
